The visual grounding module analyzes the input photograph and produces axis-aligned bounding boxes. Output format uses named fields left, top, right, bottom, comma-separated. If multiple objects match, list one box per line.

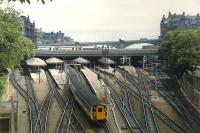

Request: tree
left=159, top=29, right=200, bottom=76
left=0, top=6, right=34, bottom=72
left=8, top=0, right=52, bottom=4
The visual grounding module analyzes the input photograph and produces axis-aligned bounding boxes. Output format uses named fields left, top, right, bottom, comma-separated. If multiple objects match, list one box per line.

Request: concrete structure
left=0, top=102, right=17, bottom=133
left=37, top=38, right=160, bottom=49
left=21, top=16, right=35, bottom=43
left=81, top=67, right=110, bottom=103
left=160, top=12, right=200, bottom=38
left=35, top=49, right=158, bottom=57
left=49, top=69, right=66, bottom=89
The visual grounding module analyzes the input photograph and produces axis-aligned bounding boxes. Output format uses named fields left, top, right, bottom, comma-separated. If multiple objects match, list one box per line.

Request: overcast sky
left=9, top=0, right=200, bottom=41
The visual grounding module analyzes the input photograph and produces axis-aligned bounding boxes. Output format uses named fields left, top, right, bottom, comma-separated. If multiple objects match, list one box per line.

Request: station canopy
left=73, top=57, right=90, bottom=64
left=26, top=58, right=47, bottom=67
left=98, top=57, right=114, bottom=65
left=45, top=57, right=64, bottom=64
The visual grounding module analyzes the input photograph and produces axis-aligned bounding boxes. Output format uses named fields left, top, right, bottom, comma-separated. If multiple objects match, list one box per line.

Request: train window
left=93, top=108, right=96, bottom=112
left=98, top=108, right=102, bottom=112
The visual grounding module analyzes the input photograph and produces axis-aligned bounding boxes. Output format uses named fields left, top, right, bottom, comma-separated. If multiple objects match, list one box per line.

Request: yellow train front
left=68, top=66, right=108, bottom=121
left=91, top=104, right=108, bottom=121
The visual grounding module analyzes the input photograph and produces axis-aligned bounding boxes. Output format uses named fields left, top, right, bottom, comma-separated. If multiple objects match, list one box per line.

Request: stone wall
left=181, top=73, right=200, bottom=110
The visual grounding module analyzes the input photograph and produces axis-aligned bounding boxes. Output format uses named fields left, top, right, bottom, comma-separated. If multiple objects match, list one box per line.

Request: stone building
left=21, top=16, right=36, bottom=43
left=160, top=12, right=200, bottom=38
left=34, top=28, right=43, bottom=45
left=43, top=31, right=65, bottom=43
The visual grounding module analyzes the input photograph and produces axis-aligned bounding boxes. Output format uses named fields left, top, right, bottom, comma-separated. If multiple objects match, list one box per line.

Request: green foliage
left=0, top=74, right=6, bottom=97
left=159, top=29, right=200, bottom=75
left=0, top=6, right=34, bottom=71
left=7, top=0, right=52, bottom=4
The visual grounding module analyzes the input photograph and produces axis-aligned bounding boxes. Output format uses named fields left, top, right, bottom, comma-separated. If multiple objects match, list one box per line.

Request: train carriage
left=68, top=66, right=108, bottom=121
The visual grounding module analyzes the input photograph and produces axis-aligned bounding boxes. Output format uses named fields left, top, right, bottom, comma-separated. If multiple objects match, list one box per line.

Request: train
left=68, top=66, right=108, bottom=121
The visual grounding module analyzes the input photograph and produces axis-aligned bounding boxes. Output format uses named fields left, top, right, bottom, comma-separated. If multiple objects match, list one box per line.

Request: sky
left=7, top=0, right=200, bottom=42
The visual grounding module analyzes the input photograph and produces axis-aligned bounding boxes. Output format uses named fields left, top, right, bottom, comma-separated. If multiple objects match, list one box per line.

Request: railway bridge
left=37, top=38, right=160, bottom=49
left=35, top=48, right=159, bottom=66
left=35, top=48, right=158, bottom=58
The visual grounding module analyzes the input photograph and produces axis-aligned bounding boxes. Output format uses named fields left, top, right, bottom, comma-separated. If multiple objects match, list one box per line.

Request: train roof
left=68, top=66, right=103, bottom=106
left=76, top=89, right=103, bottom=106
left=68, top=66, right=90, bottom=91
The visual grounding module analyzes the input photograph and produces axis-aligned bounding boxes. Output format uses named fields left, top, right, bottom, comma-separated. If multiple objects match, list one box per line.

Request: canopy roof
left=98, top=57, right=114, bottom=65
left=46, top=57, right=64, bottom=64
left=26, top=58, right=47, bottom=66
left=73, top=57, right=89, bottom=64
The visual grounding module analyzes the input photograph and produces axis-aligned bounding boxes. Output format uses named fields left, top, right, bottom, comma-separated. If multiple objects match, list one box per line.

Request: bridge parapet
left=35, top=48, right=158, bottom=57
left=37, top=39, right=161, bottom=49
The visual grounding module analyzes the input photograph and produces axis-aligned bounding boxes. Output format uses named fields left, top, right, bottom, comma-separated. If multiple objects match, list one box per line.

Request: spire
left=168, top=11, right=172, bottom=17
left=182, top=12, right=185, bottom=16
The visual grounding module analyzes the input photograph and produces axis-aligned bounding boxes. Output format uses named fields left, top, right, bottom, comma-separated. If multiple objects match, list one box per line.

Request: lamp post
left=102, top=45, right=110, bottom=68
left=93, top=61, right=96, bottom=71
left=143, top=56, right=147, bottom=70
left=152, top=63, right=159, bottom=98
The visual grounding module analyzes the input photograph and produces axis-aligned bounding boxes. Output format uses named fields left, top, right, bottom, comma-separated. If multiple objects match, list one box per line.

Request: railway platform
left=96, top=66, right=115, bottom=76
left=49, top=69, right=66, bottom=90
left=81, top=67, right=110, bottom=103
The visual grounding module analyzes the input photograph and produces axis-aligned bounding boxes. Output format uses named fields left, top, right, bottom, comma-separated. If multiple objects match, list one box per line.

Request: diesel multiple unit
left=68, top=66, right=108, bottom=121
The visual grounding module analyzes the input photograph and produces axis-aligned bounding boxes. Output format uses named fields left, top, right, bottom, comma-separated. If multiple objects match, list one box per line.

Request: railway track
left=115, top=69, right=190, bottom=133
left=122, top=79, right=134, bottom=116
left=10, top=70, right=42, bottom=133
left=44, top=69, right=66, bottom=107
left=35, top=89, right=54, bottom=133
left=10, top=71, right=29, bottom=101
left=44, top=69, right=87, bottom=132
left=24, top=68, right=42, bottom=133
left=137, top=70, right=159, bottom=133
left=96, top=122, right=112, bottom=133
left=137, top=69, right=199, bottom=132
left=104, top=78, right=144, bottom=133
left=70, top=112, right=87, bottom=133
left=56, top=96, right=75, bottom=133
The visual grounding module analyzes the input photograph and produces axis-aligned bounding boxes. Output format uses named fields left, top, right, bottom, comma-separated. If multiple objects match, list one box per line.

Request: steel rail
left=34, top=88, right=54, bottom=133
left=137, top=70, right=159, bottom=133
left=104, top=78, right=144, bottom=133
left=10, top=70, right=42, bottom=133
left=115, top=75, right=189, bottom=133
left=137, top=69, right=199, bottom=132
left=70, top=112, right=87, bottom=133
left=56, top=96, right=75, bottom=133
left=23, top=68, right=42, bottom=133
left=44, top=69, right=86, bottom=132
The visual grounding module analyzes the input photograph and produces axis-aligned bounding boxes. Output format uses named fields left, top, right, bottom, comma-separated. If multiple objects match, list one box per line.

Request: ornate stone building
left=21, top=16, right=74, bottom=45
left=43, top=31, right=65, bottom=43
left=160, top=12, right=200, bottom=38
left=21, top=16, right=36, bottom=43
left=34, top=28, right=43, bottom=45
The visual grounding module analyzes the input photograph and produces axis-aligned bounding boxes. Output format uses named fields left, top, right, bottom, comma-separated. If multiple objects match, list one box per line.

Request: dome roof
left=98, top=57, right=114, bottom=65
left=46, top=57, right=64, bottom=64
left=125, top=43, right=153, bottom=49
left=73, top=57, right=90, bottom=64
left=26, top=58, right=47, bottom=66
